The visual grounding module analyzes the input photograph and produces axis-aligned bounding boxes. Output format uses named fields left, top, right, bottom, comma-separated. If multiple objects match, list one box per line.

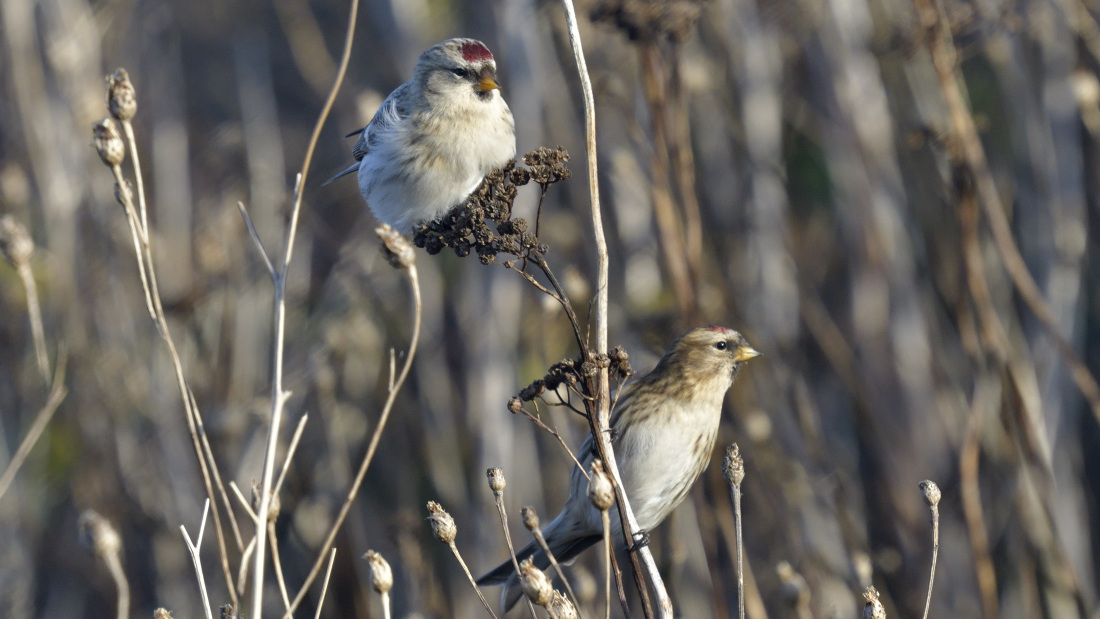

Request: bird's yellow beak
left=479, top=76, right=500, bottom=92
left=734, top=345, right=760, bottom=362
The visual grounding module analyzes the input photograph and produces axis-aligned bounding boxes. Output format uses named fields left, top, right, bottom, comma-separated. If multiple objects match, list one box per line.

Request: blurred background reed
left=1, top=0, right=1098, bottom=617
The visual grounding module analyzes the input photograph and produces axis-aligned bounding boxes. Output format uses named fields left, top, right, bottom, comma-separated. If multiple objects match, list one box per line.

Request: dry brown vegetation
left=1, top=0, right=1098, bottom=617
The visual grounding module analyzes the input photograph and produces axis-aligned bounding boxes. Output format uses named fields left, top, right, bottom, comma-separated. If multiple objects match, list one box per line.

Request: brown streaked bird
left=477, top=326, right=759, bottom=611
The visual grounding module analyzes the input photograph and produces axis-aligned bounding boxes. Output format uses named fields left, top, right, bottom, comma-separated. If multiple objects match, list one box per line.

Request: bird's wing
left=351, top=81, right=413, bottom=161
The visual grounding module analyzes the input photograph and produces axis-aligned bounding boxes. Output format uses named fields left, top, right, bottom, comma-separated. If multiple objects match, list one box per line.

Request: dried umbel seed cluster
left=512, top=346, right=632, bottom=408
left=412, top=147, right=570, bottom=265
left=376, top=223, right=416, bottom=270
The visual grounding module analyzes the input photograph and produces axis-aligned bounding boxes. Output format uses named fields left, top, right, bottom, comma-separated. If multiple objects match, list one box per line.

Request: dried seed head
left=487, top=467, right=506, bottom=494
left=0, top=215, right=33, bottom=268
left=521, top=505, right=540, bottom=531
left=426, top=501, right=457, bottom=543
left=219, top=604, right=236, bottom=619
left=519, top=557, right=553, bottom=606
left=376, top=223, right=415, bottom=269
left=78, top=510, right=122, bottom=558
left=363, top=550, right=394, bottom=594
left=93, top=119, right=126, bottom=167
left=107, top=69, right=138, bottom=121
left=588, top=460, right=615, bottom=511
left=863, top=586, right=886, bottom=619
left=919, top=480, right=941, bottom=507
left=546, top=591, right=579, bottom=619
left=508, top=396, right=523, bottom=414
left=154, top=609, right=174, bottom=619
left=723, top=443, right=745, bottom=485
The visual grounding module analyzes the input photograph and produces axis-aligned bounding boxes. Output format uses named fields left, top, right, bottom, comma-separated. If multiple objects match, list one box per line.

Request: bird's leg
left=628, top=530, right=651, bottom=552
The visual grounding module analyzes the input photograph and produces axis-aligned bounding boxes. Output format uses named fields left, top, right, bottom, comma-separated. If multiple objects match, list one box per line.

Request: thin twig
left=313, top=549, right=338, bottom=619
left=919, top=481, right=942, bottom=619
left=287, top=263, right=421, bottom=614
left=15, top=261, right=49, bottom=385
left=449, top=540, right=499, bottom=619
left=237, top=201, right=276, bottom=278
left=0, top=351, right=67, bottom=501
left=558, top=2, right=664, bottom=615
left=251, top=0, right=359, bottom=610
left=723, top=445, right=746, bottom=619
left=181, top=499, right=215, bottom=619
left=269, top=521, right=292, bottom=615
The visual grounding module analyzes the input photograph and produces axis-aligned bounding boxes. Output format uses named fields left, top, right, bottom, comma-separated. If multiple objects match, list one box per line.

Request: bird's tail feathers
left=478, top=531, right=602, bottom=612
left=322, top=161, right=360, bottom=186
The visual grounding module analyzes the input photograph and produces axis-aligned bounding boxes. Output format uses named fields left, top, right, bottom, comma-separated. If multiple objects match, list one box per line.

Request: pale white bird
left=326, top=38, right=516, bottom=233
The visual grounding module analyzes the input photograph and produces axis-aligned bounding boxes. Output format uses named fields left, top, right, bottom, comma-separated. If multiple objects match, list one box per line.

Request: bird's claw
left=628, top=530, right=650, bottom=552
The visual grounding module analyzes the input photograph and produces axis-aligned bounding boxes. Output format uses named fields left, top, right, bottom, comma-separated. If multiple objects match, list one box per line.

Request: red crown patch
left=460, top=40, right=494, bottom=63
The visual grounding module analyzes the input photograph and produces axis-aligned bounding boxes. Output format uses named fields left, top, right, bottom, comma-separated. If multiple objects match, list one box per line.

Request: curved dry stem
left=449, top=541, right=499, bottom=619
left=313, top=549, right=338, bottom=619
left=15, top=262, right=49, bottom=385
left=250, top=0, right=359, bottom=610
left=0, top=351, right=66, bottom=501
left=287, top=264, right=421, bottom=614
left=601, top=509, right=612, bottom=619
left=530, top=528, right=583, bottom=612
left=922, top=505, right=940, bottom=619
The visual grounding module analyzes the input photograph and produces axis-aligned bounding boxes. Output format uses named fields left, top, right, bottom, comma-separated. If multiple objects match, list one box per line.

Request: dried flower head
left=363, top=550, right=394, bottom=594
left=588, top=460, right=615, bottom=511
left=412, top=148, right=569, bottom=265
left=487, top=467, right=506, bottom=494
left=376, top=223, right=415, bottom=269
left=919, top=480, right=941, bottom=507
left=426, top=501, right=457, bottom=544
left=107, top=68, right=138, bottom=121
left=154, top=609, right=173, bottom=619
left=863, top=585, right=886, bottom=619
left=93, top=119, right=125, bottom=167
left=723, top=443, right=745, bottom=485
left=219, top=604, right=236, bottom=619
left=546, top=591, right=579, bottom=619
left=0, top=215, right=33, bottom=268
left=507, top=396, right=523, bottom=414
left=521, top=505, right=540, bottom=531
left=519, top=557, right=553, bottom=606
left=78, top=510, right=122, bottom=558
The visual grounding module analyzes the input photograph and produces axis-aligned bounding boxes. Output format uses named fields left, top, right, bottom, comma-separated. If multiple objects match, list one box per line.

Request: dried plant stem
left=248, top=0, right=359, bottom=611
left=601, top=509, right=612, bottom=619
left=449, top=540, right=499, bottom=619
left=914, top=0, right=1100, bottom=429
left=960, top=380, right=999, bottom=619
left=490, top=484, right=539, bottom=618
left=111, top=155, right=238, bottom=604
left=181, top=499, right=215, bottom=619
left=558, top=2, right=665, bottom=616
left=922, top=515, right=939, bottom=619
left=313, top=549, right=338, bottom=619
left=530, top=525, right=585, bottom=611
left=723, top=445, right=746, bottom=619
left=287, top=264, right=421, bottom=615
left=730, top=481, right=744, bottom=619
left=269, top=521, right=292, bottom=615
left=15, top=261, right=49, bottom=385
left=0, top=353, right=66, bottom=501
left=103, top=542, right=130, bottom=619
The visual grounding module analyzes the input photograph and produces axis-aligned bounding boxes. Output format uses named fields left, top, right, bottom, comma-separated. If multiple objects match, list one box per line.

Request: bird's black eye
left=451, top=68, right=468, bottom=77
left=715, top=341, right=728, bottom=351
